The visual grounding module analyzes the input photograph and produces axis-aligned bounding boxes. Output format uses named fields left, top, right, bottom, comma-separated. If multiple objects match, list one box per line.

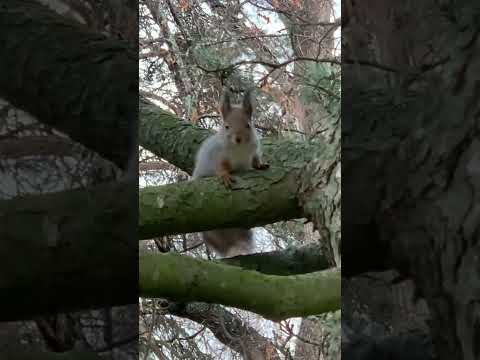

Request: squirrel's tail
left=202, top=228, right=253, bottom=257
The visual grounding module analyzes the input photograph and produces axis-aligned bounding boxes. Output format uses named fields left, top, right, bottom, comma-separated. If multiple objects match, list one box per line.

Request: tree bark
left=220, top=244, right=330, bottom=275
left=0, top=181, right=137, bottom=320
left=0, top=0, right=137, bottom=170
left=139, top=167, right=300, bottom=239
left=2, top=350, right=103, bottom=360
left=343, top=1, right=480, bottom=359
left=294, top=317, right=324, bottom=360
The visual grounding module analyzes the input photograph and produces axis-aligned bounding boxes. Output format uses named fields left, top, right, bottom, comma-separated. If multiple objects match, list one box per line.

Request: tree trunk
left=343, top=1, right=480, bottom=359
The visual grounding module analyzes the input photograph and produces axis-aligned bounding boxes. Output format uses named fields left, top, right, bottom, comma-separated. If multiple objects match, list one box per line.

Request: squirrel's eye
left=225, top=125, right=230, bottom=130
left=246, top=124, right=250, bottom=129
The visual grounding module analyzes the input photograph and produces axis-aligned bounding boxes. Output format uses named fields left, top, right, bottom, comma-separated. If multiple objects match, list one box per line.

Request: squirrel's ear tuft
left=220, top=91, right=232, bottom=118
left=243, top=89, right=253, bottom=117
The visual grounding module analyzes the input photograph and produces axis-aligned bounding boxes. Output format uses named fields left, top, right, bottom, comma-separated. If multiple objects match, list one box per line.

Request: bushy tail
left=202, top=228, right=253, bottom=257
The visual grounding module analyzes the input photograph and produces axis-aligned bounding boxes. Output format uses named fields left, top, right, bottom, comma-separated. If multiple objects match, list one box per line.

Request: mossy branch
left=139, top=99, right=323, bottom=174
left=140, top=253, right=340, bottom=321
left=139, top=168, right=300, bottom=238
left=220, top=244, right=331, bottom=275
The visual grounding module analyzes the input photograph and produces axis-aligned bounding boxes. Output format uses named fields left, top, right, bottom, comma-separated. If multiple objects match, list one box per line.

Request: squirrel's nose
left=235, top=136, right=242, bottom=144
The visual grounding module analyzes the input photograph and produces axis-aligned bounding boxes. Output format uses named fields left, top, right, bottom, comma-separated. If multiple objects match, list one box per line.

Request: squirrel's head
left=220, top=90, right=255, bottom=146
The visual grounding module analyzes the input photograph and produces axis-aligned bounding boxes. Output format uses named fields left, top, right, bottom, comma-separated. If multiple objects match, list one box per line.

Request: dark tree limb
left=3, top=351, right=102, bottom=360
left=169, top=302, right=282, bottom=360
left=220, top=244, right=330, bottom=275
left=0, top=0, right=137, bottom=170
left=0, top=181, right=137, bottom=321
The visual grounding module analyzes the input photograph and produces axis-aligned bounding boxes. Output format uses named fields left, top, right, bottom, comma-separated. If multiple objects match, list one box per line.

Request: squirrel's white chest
left=227, top=144, right=255, bottom=171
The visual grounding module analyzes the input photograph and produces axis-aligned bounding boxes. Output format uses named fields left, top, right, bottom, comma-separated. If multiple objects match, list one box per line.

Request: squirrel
left=192, top=89, right=269, bottom=257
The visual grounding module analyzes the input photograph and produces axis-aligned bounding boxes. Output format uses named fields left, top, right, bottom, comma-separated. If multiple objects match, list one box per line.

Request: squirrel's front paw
left=255, top=163, right=270, bottom=170
left=220, top=173, right=235, bottom=188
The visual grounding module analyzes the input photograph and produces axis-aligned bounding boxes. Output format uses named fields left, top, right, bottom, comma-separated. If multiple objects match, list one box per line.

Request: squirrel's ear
left=220, top=91, right=232, bottom=118
left=243, top=90, right=253, bottom=117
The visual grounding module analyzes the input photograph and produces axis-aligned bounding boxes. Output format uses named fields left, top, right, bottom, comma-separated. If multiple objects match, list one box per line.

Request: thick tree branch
left=0, top=182, right=137, bottom=321
left=0, top=0, right=137, bottom=170
left=139, top=99, right=211, bottom=174
left=220, top=244, right=330, bottom=275
left=140, top=253, right=340, bottom=321
left=139, top=99, right=321, bottom=173
left=0, top=136, right=79, bottom=158
left=139, top=168, right=300, bottom=238
left=4, top=351, right=102, bottom=360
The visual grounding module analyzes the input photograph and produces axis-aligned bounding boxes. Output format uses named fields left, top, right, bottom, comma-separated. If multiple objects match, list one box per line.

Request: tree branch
left=139, top=168, right=300, bottom=239
left=139, top=98, right=323, bottom=174
left=220, top=244, right=330, bottom=275
left=139, top=99, right=211, bottom=174
left=194, top=56, right=340, bottom=75
left=0, top=0, right=137, bottom=170
left=140, top=253, right=340, bottom=321
left=169, top=302, right=282, bottom=360
left=0, top=181, right=137, bottom=320
left=3, top=351, right=102, bottom=360
left=0, top=135, right=79, bottom=158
